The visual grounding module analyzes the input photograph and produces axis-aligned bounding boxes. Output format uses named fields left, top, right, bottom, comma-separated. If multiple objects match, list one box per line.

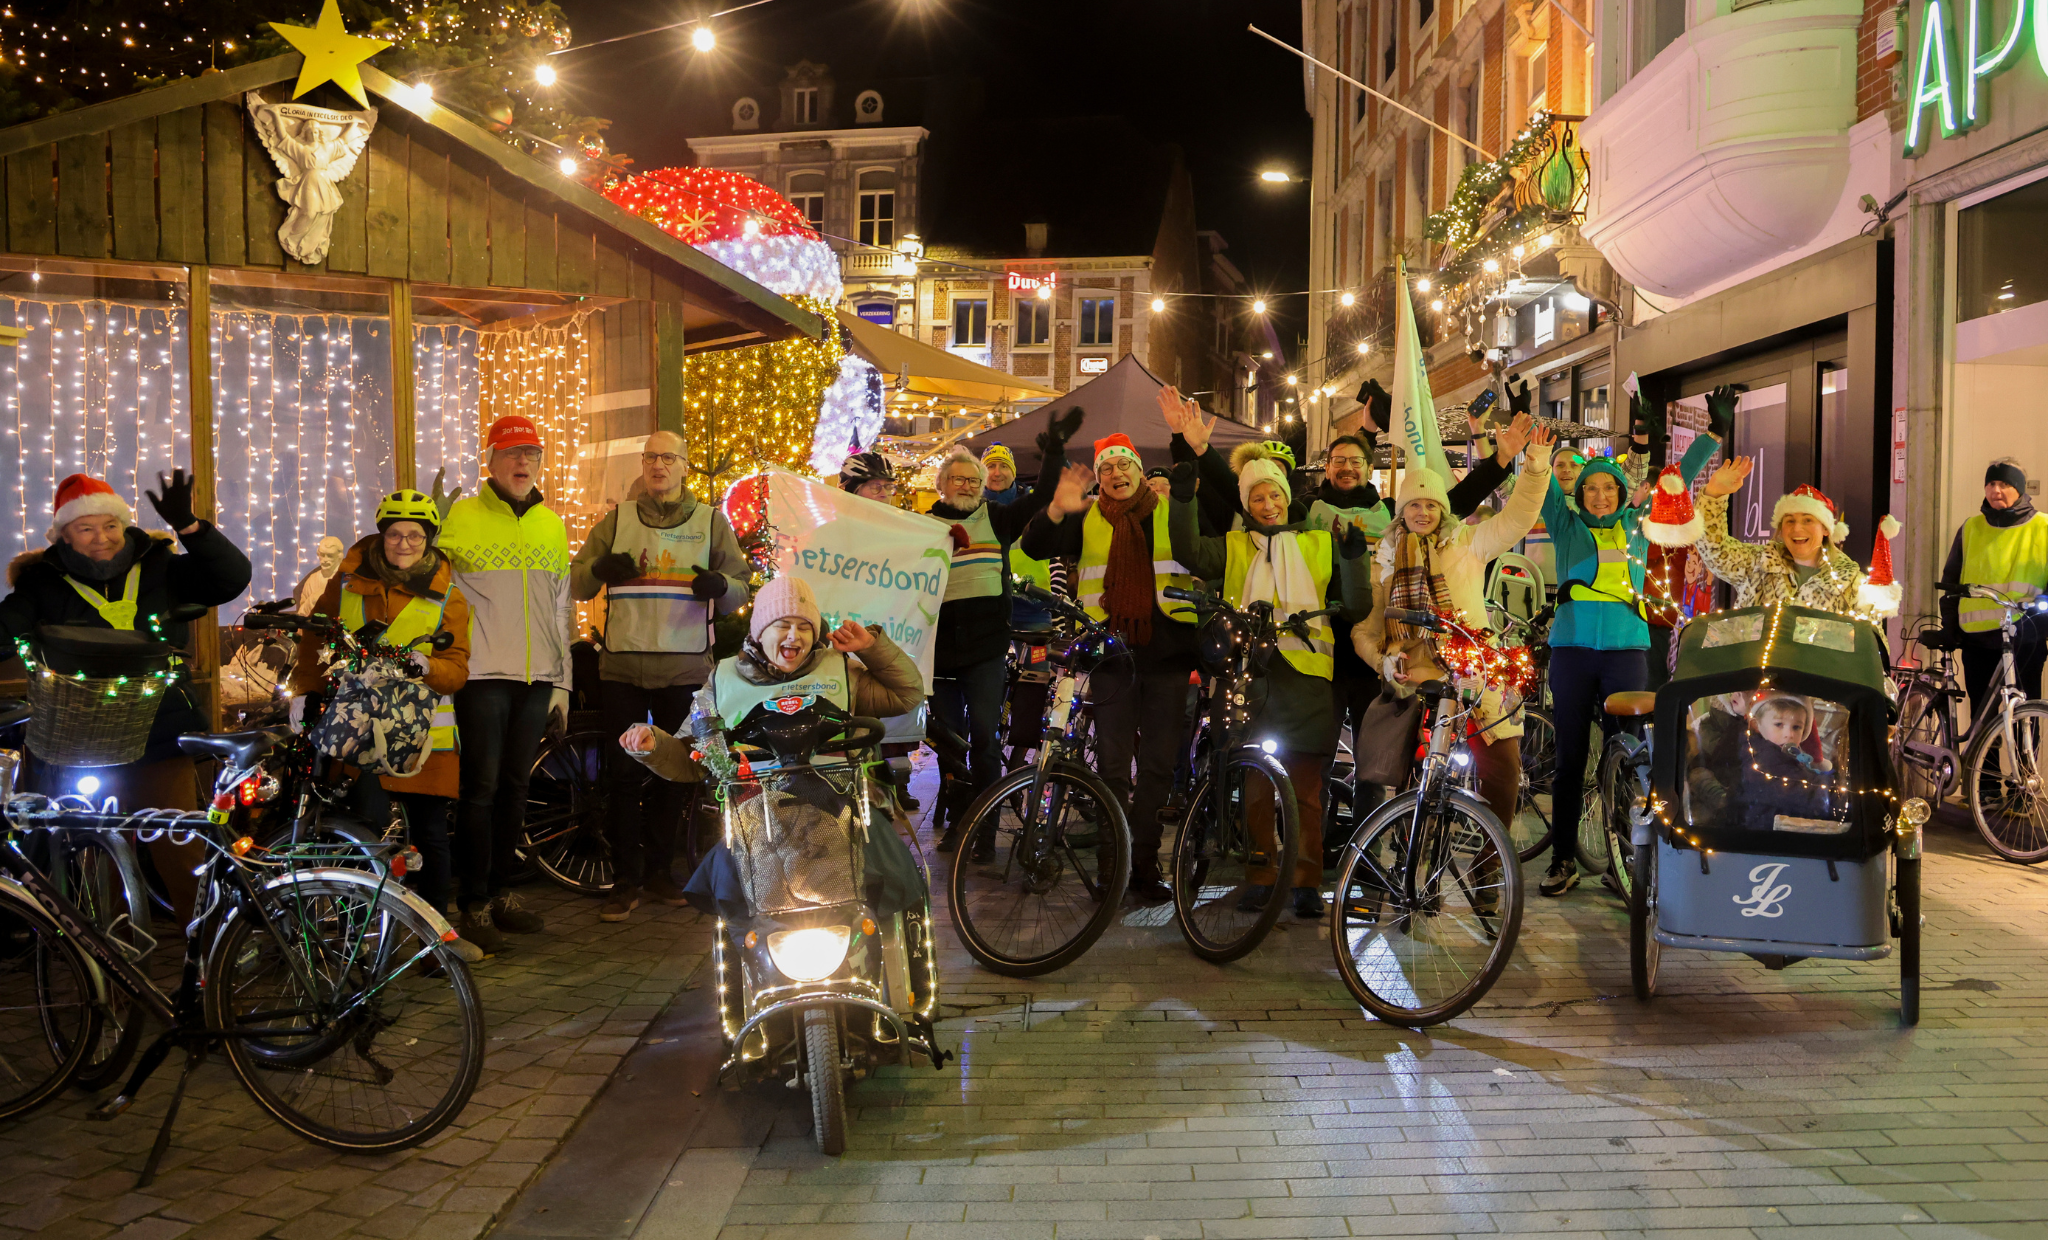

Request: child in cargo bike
left=1688, top=692, right=1845, bottom=833
left=617, top=575, right=927, bottom=918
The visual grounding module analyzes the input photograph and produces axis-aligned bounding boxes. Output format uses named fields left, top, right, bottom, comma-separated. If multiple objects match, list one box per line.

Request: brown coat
left=289, top=536, right=472, bottom=799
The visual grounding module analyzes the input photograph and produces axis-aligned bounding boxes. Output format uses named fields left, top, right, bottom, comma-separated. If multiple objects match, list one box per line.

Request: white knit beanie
left=1393, top=468, right=1452, bottom=517
left=1237, top=458, right=1291, bottom=513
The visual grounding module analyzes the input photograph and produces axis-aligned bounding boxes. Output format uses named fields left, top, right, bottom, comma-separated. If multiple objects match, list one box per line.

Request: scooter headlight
left=766, top=925, right=853, bottom=982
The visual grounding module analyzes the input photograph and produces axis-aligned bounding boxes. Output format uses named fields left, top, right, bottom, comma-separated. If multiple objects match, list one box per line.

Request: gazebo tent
left=958, top=353, right=1262, bottom=476
left=0, top=53, right=819, bottom=721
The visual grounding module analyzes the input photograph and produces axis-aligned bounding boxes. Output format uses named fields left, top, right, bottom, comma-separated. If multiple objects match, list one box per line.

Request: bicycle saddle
left=1917, top=631, right=1961, bottom=652
left=178, top=728, right=289, bottom=770
left=1604, top=691, right=1658, bottom=717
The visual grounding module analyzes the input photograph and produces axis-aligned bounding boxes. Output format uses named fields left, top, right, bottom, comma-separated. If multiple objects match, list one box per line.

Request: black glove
left=591, top=552, right=639, bottom=584
left=147, top=467, right=198, bottom=531
left=1357, top=380, right=1391, bottom=432
left=1036, top=405, right=1085, bottom=458
left=1505, top=374, right=1533, bottom=418
left=1336, top=521, right=1369, bottom=561
left=689, top=567, right=726, bottom=600
left=1629, top=389, right=1667, bottom=443
left=1168, top=460, right=1199, bottom=502
left=1705, top=384, right=1744, bottom=440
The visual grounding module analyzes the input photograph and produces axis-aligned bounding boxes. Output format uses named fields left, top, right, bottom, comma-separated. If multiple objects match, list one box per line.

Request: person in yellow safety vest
left=290, top=489, right=483, bottom=963
left=572, top=430, right=753, bottom=924
left=1940, top=456, right=2048, bottom=722
left=1165, top=446, right=1373, bottom=919
left=1019, top=432, right=1199, bottom=905
left=980, top=444, right=1055, bottom=628
left=0, top=470, right=251, bottom=921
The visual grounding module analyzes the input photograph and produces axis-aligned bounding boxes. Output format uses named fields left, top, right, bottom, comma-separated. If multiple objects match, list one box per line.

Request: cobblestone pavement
left=699, top=806, right=2048, bottom=1240
left=0, top=881, right=712, bottom=1240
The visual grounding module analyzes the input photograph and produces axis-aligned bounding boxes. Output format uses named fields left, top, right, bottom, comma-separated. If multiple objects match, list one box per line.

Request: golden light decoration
left=475, top=313, right=596, bottom=627
left=683, top=294, right=845, bottom=495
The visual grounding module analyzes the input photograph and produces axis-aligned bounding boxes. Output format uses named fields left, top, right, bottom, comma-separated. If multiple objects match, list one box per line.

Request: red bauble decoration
left=603, top=167, right=819, bottom=246
left=722, top=472, right=771, bottom=539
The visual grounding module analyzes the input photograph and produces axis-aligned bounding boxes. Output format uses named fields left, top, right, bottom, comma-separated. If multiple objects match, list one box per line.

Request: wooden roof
left=0, top=55, right=820, bottom=351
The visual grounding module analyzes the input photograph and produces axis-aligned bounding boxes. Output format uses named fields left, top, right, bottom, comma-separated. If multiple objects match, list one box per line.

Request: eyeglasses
left=496, top=447, right=543, bottom=463
left=384, top=531, right=428, bottom=547
left=641, top=452, right=684, bottom=466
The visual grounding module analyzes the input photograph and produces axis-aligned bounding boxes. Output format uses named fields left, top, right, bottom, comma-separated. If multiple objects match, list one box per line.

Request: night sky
left=549, top=0, right=1312, bottom=354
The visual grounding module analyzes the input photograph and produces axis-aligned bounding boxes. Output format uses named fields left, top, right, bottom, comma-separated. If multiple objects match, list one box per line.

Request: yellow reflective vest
left=339, top=589, right=459, bottom=752
left=1959, top=513, right=2048, bottom=632
left=1078, top=502, right=1198, bottom=627
left=1221, top=530, right=1335, bottom=679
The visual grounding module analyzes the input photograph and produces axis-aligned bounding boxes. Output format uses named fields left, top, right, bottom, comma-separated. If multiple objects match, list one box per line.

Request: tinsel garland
left=1423, top=112, right=1556, bottom=252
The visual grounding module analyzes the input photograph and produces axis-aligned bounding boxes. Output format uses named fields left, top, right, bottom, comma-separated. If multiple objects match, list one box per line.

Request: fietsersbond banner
left=766, top=467, right=952, bottom=690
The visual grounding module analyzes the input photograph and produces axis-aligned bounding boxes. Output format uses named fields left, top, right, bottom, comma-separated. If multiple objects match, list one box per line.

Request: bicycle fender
left=259, top=866, right=459, bottom=943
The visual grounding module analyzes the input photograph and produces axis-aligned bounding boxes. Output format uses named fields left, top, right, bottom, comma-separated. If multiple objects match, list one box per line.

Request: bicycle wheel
left=1512, top=709, right=1556, bottom=862
left=55, top=835, right=152, bottom=1092
left=1576, top=736, right=1616, bottom=875
left=523, top=731, right=615, bottom=894
left=1964, top=701, right=2048, bottom=863
left=949, top=763, right=1131, bottom=977
left=0, top=886, right=98, bottom=1119
left=1594, top=741, right=1643, bottom=901
left=1892, top=683, right=1954, bottom=804
left=1172, top=750, right=1297, bottom=963
left=208, top=876, right=484, bottom=1151
left=803, top=1009, right=847, bottom=1156
left=1629, top=836, right=1659, bottom=1000
left=1330, top=789, right=1523, bottom=1026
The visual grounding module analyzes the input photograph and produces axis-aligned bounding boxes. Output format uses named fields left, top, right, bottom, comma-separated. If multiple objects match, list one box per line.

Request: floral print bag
left=311, top=663, right=437, bottom=778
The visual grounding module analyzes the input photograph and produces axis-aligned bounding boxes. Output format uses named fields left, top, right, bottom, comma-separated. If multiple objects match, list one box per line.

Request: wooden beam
left=391, top=279, right=417, bottom=490
left=186, top=265, right=221, bottom=730
left=653, top=301, right=685, bottom=438
left=0, top=56, right=299, bottom=160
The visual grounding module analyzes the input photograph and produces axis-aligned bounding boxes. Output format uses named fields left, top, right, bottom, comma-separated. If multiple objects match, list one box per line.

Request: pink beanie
left=749, top=574, right=822, bottom=643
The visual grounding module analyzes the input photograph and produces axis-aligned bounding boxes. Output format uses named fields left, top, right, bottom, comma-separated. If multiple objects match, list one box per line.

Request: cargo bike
left=1627, top=602, right=1926, bottom=1025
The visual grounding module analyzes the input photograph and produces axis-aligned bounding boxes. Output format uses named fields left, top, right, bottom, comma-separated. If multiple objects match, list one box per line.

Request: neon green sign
left=1905, top=0, right=2044, bottom=153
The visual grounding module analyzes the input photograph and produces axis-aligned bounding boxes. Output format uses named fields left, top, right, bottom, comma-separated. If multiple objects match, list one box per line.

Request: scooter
left=705, top=697, right=949, bottom=1154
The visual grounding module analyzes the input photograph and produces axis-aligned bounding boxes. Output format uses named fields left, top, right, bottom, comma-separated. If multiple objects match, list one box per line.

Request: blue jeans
left=933, top=655, right=1007, bottom=802
left=453, top=678, right=554, bottom=910
left=1546, top=645, right=1648, bottom=867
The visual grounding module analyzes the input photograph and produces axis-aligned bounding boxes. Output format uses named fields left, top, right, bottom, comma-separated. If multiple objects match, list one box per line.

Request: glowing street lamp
left=535, top=63, right=557, bottom=86
left=691, top=26, right=716, bottom=51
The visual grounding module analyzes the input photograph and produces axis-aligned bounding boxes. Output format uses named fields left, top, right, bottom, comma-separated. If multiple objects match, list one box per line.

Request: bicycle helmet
left=375, top=489, right=439, bottom=534
left=1259, top=440, right=1297, bottom=471
left=839, top=451, right=895, bottom=491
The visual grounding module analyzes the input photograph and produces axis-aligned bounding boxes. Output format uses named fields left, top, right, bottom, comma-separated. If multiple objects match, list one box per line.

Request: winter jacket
left=569, top=487, right=753, bottom=688
left=926, top=454, right=1062, bottom=673
left=1544, top=432, right=1720, bottom=651
left=289, top=537, right=472, bottom=800
left=1019, top=501, right=1200, bottom=674
left=437, top=483, right=573, bottom=687
left=1938, top=499, right=2048, bottom=650
left=1694, top=492, right=1866, bottom=612
left=630, top=628, right=923, bottom=783
left=2, top=523, right=252, bottom=759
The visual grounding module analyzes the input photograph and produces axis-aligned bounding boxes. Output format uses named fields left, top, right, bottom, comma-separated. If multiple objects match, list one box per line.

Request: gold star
left=270, top=0, right=391, bottom=108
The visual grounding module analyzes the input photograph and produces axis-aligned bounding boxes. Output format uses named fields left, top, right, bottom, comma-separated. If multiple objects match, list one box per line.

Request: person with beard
left=572, top=431, right=752, bottom=923
left=1020, top=431, right=1198, bottom=903
left=924, top=412, right=1075, bottom=852
left=290, top=490, right=483, bottom=960
left=437, top=414, right=574, bottom=947
left=1, top=470, right=251, bottom=918
left=1941, top=457, right=2048, bottom=718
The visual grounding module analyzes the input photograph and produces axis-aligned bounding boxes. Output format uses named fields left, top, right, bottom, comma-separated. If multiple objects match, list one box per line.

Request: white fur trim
left=1658, top=471, right=1686, bottom=494
left=1771, top=491, right=1836, bottom=536
left=47, top=492, right=133, bottom=542
left=1642, top=515, right=1705, bottom=548
left=1859, top=579, right=1902, bottom=615
left=1879, top=514, right=1902, bottom=540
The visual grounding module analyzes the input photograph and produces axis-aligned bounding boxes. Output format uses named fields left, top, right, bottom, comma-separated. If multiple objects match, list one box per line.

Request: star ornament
left=271, top=0, right=392, bottom=109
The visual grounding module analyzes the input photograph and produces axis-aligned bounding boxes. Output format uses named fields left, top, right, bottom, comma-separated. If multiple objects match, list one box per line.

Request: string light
left=477, top=315, right=593, bottom=626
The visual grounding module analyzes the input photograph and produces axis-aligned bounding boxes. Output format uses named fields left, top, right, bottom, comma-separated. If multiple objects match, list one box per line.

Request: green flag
left=1392, top=255, right=1452, bottom=481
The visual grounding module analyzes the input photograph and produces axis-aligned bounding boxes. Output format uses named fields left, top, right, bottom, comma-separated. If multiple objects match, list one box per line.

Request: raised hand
left=1493, top=411, right=1534, bottom=463
left=1049, top=461, right=1094, bottom=519
left=431, top=467, right=463, bottom=522
left=147, top=467, right=199, bottom=532
left=827, top=618, right=875, bottom=653
left=1703, top=455, right=1754, bottom=497
left=1704, top=384, right=1745, bottom=441
left=1527, top=424, right=1558, bottom=453
left=1156, top=384, right=1189, bottom=435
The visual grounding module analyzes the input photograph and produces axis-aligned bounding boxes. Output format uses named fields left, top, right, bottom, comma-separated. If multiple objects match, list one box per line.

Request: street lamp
left=690, top=25, right=716, bottom=51
left=1150, top=296, right=1166, bottom=312
left=1251, top=299, right=1267, bottom=314
left=534, top=62, right=557, bottom=86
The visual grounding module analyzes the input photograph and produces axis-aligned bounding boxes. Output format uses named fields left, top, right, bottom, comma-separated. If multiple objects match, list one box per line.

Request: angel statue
left=246, top=93, right=378, bottom=265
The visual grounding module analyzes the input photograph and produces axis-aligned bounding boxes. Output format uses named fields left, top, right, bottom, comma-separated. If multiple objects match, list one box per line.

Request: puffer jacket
left=1544, top=432, right=1720, bottom=651
left=631, top=627, right=923, bottom=783
left=289, top=537, right=472, bottom=799
left=1694, top=492, right=1866, bottom=611
left=437, top=483, right=572, bottom=686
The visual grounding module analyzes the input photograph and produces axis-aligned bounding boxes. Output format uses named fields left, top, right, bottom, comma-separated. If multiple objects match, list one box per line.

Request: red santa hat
left=1092, top=433, right=1142, bottom=473
left=1859, top=514, right=1902, bottom=615
left=48, top=474, right=133, bottom=542
left=1771, top=484, right=1848, bottom=544
left=1641, top=465, right=1703, bottom=547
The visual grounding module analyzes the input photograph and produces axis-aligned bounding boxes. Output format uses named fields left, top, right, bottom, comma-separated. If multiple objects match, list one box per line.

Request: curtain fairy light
left=415, top=323, right=482, bottom=490
left=476, top=313, right=593, bottom=626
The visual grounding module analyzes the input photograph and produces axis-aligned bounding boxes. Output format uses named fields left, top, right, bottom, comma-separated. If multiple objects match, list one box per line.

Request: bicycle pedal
left=89, top=1094, right=136, bottom=1121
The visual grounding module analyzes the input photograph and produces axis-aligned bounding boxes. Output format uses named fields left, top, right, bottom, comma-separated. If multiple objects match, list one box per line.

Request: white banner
left=764, top=467, right=952, bottom=689
left=1392, top=254, right=1453, bottom=481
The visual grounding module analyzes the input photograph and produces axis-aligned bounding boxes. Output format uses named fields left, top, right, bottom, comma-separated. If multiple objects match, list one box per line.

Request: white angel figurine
left=246, top=93, right=377, bottom=265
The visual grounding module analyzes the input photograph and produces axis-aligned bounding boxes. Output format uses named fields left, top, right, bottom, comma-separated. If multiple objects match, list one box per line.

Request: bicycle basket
left=722, top=765, right=868, bottom=917
left=312, top=663, right=437, bottom=777
left=26, top=626, right=179, bottom=766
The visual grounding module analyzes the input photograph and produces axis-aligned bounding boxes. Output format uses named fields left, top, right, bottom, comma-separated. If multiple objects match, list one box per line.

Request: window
left=1080, top=297, right=1114, bottom=346
left=793, top=87, right=819, bottom=124
left=1632, top=0, right=1688, bottom=76
left=857, top=169, right=896, bottom=248
left=953, top=299, right=988, bottom=347
left=1016, top=297, right=1049, bottom=346
left=1527, top=46, right=1548, bottom=117
left=1408, top=133, right=1430, bottom=227
left=1958, top=176, right=2048, bottom=320
left=1384, top=36, right=1397, bottom=82
left=787, top=171, right=825, bottom=228
left=1377, top=176, right=1394, bottom=267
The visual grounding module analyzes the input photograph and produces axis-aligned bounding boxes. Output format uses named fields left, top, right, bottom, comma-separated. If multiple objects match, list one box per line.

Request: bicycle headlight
left=766, top=925, right=852, bottom=982
left=1260, top=738, right=1277, bottom=754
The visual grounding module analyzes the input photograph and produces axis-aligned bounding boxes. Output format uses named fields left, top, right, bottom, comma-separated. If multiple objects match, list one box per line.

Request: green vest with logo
left=1221, top=530, right=1336, bottom=679
left=1077, top=502, right=1198, bottom=627
left=338, top=588, right=458, bottom=752
left=604, top=501, right=716, bottom=654
left=1959, top=513, right=2048, bottom=632
left=709, top=650, right=856, bottom=766
left=940, top=503, right=1006, bottom=603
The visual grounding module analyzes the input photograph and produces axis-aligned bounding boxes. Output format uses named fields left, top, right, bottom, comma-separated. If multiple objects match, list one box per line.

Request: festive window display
left=412, top=323, right=481, bottom=493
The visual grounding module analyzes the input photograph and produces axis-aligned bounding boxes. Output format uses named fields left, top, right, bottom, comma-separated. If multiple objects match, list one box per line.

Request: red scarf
left=1095, top=486, right=1159, bottom=646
